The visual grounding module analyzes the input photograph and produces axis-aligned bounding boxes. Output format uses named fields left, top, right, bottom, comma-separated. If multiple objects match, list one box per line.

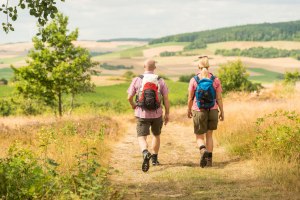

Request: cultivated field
left=1, top=40, right=300, bottom=83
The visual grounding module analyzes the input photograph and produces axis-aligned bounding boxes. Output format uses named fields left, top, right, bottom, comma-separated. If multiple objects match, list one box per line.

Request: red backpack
left=136, top=74, right=161, bottom=111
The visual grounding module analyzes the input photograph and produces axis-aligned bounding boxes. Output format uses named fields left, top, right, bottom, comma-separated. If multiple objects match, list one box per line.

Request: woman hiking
left=187, top=56, right=224, bottom=167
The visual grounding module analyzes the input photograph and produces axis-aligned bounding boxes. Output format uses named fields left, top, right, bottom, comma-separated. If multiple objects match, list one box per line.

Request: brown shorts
left=192, top=109, right=219, bottom=134
left=136, top=116, right=163, bottom=137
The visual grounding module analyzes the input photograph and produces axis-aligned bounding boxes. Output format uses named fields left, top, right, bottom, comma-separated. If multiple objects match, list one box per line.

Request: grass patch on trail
left=0, top=68, right=14, bottom=80
left=147, top=168, right=286, bottom=200
left=248, top=68, right=283, bottom=82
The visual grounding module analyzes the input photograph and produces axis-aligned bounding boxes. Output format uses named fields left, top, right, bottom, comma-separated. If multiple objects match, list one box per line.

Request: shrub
left=0, top=78, right=8, bottom=85
left=160, top=51, right=176, bottom=57
left=218, top=60, right=262, bottom=93
left=254, top=110, right=300, bottom=162
left=0, top=145, right=56, bottom=199
left=284, top=71, right=300, bottom=84
left=0, top=98, right=14, bottom=116
left=123, top=71, right=136, bottom=81
left=158, top=74, right=170, bottom=80
left=178, top=74, right=195, bottom=83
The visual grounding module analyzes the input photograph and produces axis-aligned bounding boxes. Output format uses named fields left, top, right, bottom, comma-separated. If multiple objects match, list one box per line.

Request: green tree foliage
left=178, top=74, right=195, bottom=83
left=218, top=60, right=262, bottom=92
left=215, top=47, right=300, bottom=59
left=0, top=0, right=64, bottom=33
left=150, top=21, right=300, bottom=47
left=13, top=13, right=96, bottom=117
left=160, top=51, right=176, bottom=57
left=123, top=71, right=136, bottom=81
left=184, top=39, right=207, bottom=50
left=284, top=71, right=300, bottom=84
left=100, top=63, right=133, bottom=70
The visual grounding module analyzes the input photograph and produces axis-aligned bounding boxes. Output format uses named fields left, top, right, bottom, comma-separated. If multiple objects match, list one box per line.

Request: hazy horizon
left=1, top=0, right=300, bottom=44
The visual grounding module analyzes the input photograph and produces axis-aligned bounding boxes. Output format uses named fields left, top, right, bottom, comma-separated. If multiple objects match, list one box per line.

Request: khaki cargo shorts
left=136, top=116, right=163, bottom=137
left=192, top=109, right=219, bottom=134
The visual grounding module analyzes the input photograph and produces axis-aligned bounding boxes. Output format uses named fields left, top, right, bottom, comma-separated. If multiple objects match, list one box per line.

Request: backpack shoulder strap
left=194, top=75, right=200, bottom=84
left=210, top=73, right=216, bottom=81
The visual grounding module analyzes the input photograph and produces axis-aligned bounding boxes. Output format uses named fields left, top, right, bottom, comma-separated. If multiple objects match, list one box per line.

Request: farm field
left=1, top=40, right=299, bottom=83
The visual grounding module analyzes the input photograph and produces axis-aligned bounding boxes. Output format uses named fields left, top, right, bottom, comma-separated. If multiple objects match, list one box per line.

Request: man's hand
left=131, top=103, right=137, bottom=109
left=164, top=113, right=169, bottom=125
left=187, top=109, right=193, bottom=118
left=219, top=111, right=224, bottom=121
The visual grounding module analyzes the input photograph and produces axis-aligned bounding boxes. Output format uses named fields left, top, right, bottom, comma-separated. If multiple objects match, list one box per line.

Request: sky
left=1, top=0, right=300, bottom=43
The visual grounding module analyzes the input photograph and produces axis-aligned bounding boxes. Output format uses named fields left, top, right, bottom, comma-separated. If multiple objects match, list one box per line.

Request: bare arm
left=127, top=94, right=136, bottom=109
left=163, top=94, right=170, bottom=125
left=216, top=91, right=224, bottom=121
left=187, top=90, right=194, bottom=118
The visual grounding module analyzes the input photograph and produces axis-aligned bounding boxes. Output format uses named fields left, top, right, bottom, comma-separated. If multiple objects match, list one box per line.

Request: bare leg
left=152, top=135, right=160, bottom=154
left=138, top=136, right=148, bottom=152
left=206, top=130, right=213, bottom=152
left=196, top=134, right=205, bottom=148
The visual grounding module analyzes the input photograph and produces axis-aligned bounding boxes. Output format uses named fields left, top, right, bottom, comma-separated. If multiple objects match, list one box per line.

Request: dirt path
left=109, top=117, right=293, bottom=200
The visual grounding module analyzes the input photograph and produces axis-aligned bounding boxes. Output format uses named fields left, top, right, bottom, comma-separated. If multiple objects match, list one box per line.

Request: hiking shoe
left=207, top=157, right=212, bottom=167
left=151, top=154, right=160, bottom=166
left=200, top=150, right=209, bottom=168
left=142, top=152, right=152, bottom=172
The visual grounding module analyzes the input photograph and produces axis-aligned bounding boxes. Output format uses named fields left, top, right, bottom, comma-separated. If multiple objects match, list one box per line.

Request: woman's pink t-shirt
left=188, top=73, right=222, bottom=111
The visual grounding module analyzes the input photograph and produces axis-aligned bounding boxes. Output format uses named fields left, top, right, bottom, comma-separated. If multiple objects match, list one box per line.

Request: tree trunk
left=68, top=93, right=75, bottom=115
left=58, top=92, right=62, bottom=117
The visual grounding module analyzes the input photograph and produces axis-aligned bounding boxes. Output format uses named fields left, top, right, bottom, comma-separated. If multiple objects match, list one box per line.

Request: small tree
left=218, top=60, right=262, bottom=93
left=13, top=13, right=96, bottom=116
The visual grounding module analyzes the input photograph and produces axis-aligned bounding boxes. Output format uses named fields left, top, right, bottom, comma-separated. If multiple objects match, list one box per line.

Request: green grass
left=0, top=56, right=25, bottom=64
left=0, top=85, right=14, bottom=97
left=0, top=67, right=14, bottom=80
left=75, top=80, right=188, bottom=114
left=248, top=68, right=284, bottom=83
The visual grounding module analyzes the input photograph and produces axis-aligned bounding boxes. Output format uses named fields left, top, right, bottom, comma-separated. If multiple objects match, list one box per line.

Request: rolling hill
left=149, top=20, right=300, bottom=49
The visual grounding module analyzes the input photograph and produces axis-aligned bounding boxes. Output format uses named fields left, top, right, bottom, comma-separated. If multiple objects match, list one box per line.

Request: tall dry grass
left=216, top=83, right=300, bottom=192
left=0, top=115, right=121, bottom=170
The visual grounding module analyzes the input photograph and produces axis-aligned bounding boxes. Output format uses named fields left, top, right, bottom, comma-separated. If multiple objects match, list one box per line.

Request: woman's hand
left=187, top=109, right=193, bottom=118
left=219, top=111, right=224, bottom=121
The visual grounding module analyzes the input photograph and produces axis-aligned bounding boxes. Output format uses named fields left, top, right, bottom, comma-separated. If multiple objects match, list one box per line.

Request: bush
left=0, top=78, right=8, bottom=85
left=255, top=110, right=300, bottom=162
left=100, top=63, right=133, bottom=70
left=178, top=74, right=195, bottom=83
left=284, top=71, right=300, bottom=84
left=218, top=60, right=262, bottom=93
left=123, top=71, right=136, bottom=81
left=0, top=145, right=55, bottom=199
left=160, top=51, right=176, bottom=57
left=0, top=98, right=14, bottom=116
left=0, top=144, right=117, bottom=199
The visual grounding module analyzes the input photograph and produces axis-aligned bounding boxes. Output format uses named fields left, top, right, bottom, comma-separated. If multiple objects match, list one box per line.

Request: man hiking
left=187, top=56, right=224, bottom=167
left=127, top=59, right=170, bottom=172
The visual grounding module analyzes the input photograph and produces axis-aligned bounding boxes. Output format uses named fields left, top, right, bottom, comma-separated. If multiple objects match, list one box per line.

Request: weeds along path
left=109, top=115, right=289, bottom=200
